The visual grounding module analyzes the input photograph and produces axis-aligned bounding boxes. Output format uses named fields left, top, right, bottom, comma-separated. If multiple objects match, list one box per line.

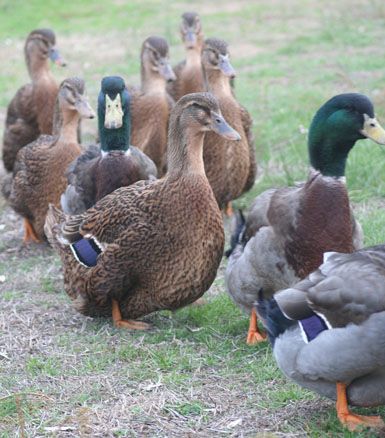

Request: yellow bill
left=361, top=114, right=385, bottom=145
left=104, top=94, right=124, bottom=129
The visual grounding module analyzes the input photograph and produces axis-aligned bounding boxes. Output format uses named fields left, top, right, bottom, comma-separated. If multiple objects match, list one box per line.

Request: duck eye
left=216, top=118, right=221, bottom=124
left=370, top=122, right=376, bottom=127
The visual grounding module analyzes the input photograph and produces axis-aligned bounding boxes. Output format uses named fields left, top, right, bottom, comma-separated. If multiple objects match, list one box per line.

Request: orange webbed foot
left=246, top=329, right=267, bottom=345
left=338, top=413, right=384, bottom=431
left=112, top=299, right=150, bottom=331
left=246, top=308, right=267, bottom=345
left=114, top=319, right=151, bottom=330
left=23, top=219, right=42, bottom=243
left=336, top=382, right=384, bottom=431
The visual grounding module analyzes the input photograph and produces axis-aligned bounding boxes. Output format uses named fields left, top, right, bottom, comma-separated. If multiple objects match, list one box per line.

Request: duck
left=60, top=76, right=157, bottom=215
left=201, top=38, right=256, bottom=213
left=130, top=36, right=176, bottom=175
left=2, top=28, right=66, bottom=172
left=44, top=92, right=240, bottom=329
left=257, top=245, right=385, bottom=431
left=4, top=77, right=95, bottom=243
left=225, top=93, right=385, bottom=344
left=167, top=12, right=205, bottom=102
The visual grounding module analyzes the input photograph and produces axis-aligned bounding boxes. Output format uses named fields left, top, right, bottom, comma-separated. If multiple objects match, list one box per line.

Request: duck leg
left=246, top=308, right=267, bottom=344
left=111, top=299, right=151, bottom=330
left=225, top=202, right=233, bottom=217
left=23, top=219, right=41, bottom=243
left=336, top=382, right=384, bottom=431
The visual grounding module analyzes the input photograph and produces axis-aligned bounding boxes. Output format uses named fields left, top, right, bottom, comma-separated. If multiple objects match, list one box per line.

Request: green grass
left=1, top=0, right=385, bottom=436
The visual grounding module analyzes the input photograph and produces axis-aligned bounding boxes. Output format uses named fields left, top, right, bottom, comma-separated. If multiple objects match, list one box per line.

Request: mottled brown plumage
left=202, top=38, right=257, bottom=209
left=130, top=36, right=176, bottom=175
left=167, top=12, right=205, bottom=102
left=45, top=92, right=240, bottom=326
left=2, top=29, right=65, bottom=172
left=6, top=77, right=95, bottom=241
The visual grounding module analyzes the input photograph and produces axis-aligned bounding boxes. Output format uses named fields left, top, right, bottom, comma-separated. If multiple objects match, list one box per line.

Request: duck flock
left=2, top=12, right=385, bottom=432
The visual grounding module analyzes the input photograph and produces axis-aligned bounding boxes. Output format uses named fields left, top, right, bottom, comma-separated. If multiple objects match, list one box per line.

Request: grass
left=1, top=0, right=385, bottom=436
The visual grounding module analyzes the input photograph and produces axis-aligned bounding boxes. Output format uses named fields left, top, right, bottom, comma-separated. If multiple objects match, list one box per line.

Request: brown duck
left=167, top=12, right=205, bottom=102
left=2, top=29, right=66, bottom=172
left=61, top=76, right=157, bottom=215
left=5, top=77, right=95, bottom=243
left=45, top=92, right=240, bottom=329
left=202, top=38, right=257, bottom=212
left=130, top=36, right=176, bottom=175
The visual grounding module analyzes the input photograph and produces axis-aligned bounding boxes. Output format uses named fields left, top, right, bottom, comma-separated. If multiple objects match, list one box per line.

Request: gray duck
left=167, top=12, right=205, bottom=102
left=226, top=93, right=385, bottom=344
left=257, top=244, right=385, bottom=431
left=4, top=77, right=94, bottom=243
left=130, top=36, right=176, bottom=175
left=45, top=92, right=240, bottom=329
left=201, top=38, right=256, bottom=213
left=2, top=29, right=66, bottom=172
left=61, top=76, right=157, bottom=215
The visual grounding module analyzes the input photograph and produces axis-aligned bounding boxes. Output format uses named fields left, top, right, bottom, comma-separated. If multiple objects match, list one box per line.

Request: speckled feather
left=45, top=92, right=225, bottom=320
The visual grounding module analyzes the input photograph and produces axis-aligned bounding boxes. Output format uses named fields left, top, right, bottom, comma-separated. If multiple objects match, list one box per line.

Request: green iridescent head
left=308, top=93, right=385, bottom=177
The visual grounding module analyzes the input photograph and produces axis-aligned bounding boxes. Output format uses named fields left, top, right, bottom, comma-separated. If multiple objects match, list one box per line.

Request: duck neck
left=167, top=124, right=206, bottom=176
left=308, top=136, right=355, bottom=178
left=204, top=69, right=232, bottom=97
left=57, top=109, right=79, bottom=145
left=185, top=46, right=202, bottom=67
left=99, top=107, right=130, bottom=153
left=27, top=56, right=52, bottom=82
left=141, top=64, right=166, bottom=94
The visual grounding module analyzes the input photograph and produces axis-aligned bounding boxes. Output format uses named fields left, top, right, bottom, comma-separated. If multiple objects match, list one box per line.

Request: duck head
left=141, top=36, right=176, bottom=85
left=98, top=76, right=131, bottom=152
left=57, top=77, right=95, bottom=119
left=167, top=92, right=240, bottom=173
left=180, top=12, right=203, bottom=50
left=25, top=29, right=66, bottom=77
left=308, top=93, right=385, bottom=177
left=202, top=38, right=236, bottom=80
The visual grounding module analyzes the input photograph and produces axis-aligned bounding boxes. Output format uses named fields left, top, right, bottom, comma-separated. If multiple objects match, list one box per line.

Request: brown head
left=24, top=29, right=66, bottom=76
left=53, top=77, right=95, bottom=133
left=140, top=36, right=176, bottom=84
left=202, top=37, right=235, bottom=80
left=180, top=12, right=203, bottom=50
left=168, top=92, right=240, bottom=173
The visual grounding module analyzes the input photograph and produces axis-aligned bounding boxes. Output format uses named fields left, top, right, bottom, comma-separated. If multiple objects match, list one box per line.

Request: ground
left=1, top=0, right=385, bottom=436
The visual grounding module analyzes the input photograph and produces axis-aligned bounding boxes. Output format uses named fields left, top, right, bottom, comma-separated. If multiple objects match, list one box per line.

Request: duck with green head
left=225, top=93, right=385, bottom=345
left=61, top=76, right=157, bottom=214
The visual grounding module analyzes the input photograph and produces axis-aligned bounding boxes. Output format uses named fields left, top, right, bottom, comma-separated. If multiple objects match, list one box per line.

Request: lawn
left=1, top=0, right=385, bottom=436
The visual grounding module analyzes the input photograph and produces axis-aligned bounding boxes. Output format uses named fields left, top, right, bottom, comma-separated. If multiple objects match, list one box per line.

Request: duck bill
left=49, top=47, right=66, bottom=67
left=184, top=30, right=197, bottom=48
left=211, top=112, right=241, bottom=141
left=361, top=115, right=385, bottom=145
left=104, top=94, right=124, bottom=129
left=75, top=97, right=95, bottom=119
left=159, top=62, right=176, bottom=82
left=219, top=55, right=236, bottom=78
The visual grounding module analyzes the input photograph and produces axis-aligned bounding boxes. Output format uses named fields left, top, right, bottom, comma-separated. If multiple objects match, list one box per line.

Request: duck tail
left=225, top=209, right=246, bottom=258
left=1, top=174, right=12, bottom=200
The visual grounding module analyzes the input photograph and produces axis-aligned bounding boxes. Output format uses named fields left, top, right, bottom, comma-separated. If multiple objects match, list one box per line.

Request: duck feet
left=336, top=382, right=384, bottom=431
left=246, top=308, right=267, bottom=345
left=112, top=299, right=150, bottom=330
left=23, top=219, right=41, bottom=243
